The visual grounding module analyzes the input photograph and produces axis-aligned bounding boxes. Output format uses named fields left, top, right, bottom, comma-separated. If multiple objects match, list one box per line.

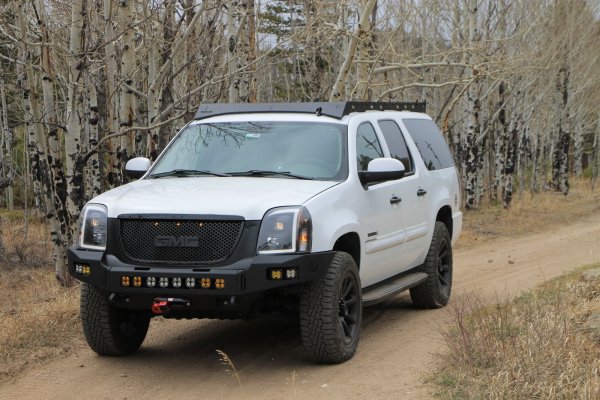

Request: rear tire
left=80, top=283, right=150, bottom=356
left=300, top=252, right=362, bottom=364
left=410, top=221, right=453, bottom=309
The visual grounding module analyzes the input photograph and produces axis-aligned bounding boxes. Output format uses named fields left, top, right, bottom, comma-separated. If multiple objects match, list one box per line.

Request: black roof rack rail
left=193, top=101, right=426, bottom=120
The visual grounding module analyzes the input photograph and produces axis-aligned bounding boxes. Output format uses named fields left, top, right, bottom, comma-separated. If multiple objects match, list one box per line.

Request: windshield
left=149, top=121, right=348, bottom=181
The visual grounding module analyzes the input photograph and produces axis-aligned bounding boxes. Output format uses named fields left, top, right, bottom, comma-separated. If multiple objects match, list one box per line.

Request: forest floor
left=0, top=181, right=599, bottom=399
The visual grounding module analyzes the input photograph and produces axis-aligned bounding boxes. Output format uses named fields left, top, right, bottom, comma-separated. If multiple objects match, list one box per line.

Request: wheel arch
left=436, top=205, right=453, bottom=240
left=332, top=232, right=361, bottom=270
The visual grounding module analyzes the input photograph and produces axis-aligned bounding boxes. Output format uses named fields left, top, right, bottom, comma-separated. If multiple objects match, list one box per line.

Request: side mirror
left=125, top=157, right=151, bottom=179
left=358, top=158, right=406, bottom=187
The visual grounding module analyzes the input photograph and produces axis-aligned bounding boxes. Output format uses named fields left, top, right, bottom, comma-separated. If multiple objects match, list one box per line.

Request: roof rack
left=193, top=101, right=426, bottom=120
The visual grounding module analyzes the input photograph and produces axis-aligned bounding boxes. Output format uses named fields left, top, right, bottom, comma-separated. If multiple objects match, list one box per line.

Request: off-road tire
left=300, top=252, right=362, bottom=364
left=410, top=221, right=453, bottom=309
left=80, top=283, right=150, bottom=356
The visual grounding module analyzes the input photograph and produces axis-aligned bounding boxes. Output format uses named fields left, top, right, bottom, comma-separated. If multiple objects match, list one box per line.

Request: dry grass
left=436, top=265, right=600, bottom=399
left=458, top=177, right=600, bottom=249
left=0, top=212, right=80, bottom=383
left=216, top=349, right=244, bottom=390
left=0, top=211, right=51, bottom=267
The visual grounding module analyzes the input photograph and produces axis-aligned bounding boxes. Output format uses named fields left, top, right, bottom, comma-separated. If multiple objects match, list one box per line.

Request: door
left=353, top=121, right=422, bottom=286
left=376, top=119, right=431, bottom=273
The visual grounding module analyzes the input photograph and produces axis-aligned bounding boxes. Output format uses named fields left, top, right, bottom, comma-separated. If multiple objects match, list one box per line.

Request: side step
left=362, top=272, right=428, bottom=307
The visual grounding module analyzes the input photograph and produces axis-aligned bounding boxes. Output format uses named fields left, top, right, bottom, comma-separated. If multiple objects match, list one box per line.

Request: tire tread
left=80, top=283, right=149, bottom=356
left=410, top=221, right=452, bottom=309
left=299, top=252, right=361, bottom=364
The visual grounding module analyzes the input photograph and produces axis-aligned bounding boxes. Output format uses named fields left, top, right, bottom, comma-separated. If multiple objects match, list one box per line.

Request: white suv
left=69, top=102, right=462, bottom=364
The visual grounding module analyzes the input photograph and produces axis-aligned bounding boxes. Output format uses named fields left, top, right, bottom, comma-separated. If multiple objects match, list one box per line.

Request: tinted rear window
left=402, top=119, right=454, bottom=170
left=377, top=120, right=414, bottom=173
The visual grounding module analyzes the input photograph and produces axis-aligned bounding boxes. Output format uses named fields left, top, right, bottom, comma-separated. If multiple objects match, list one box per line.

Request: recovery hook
left=151, top=297, right=191, bottom=315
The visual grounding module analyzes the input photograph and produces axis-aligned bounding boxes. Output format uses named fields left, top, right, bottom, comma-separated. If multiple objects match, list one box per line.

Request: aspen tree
left=463, top=0, right=481, bottom=209
left=0, top=77, right=13, bottom=209
left=330, top=0, right=377, bottom=101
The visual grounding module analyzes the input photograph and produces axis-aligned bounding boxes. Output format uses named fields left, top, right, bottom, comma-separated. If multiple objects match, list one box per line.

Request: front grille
left=120, top=218, right=244, bottom=265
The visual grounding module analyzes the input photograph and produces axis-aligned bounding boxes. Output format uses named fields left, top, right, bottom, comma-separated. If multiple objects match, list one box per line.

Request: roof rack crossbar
left=194, top=101, right=426, bottom=120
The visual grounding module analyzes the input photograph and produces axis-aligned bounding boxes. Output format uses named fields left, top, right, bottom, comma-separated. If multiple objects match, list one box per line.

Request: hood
left=92, top=177, right=338, bottom=220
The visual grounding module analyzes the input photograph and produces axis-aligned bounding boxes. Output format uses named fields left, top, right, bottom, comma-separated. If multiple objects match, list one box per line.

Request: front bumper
left=68, top=247, right=335, bottom=309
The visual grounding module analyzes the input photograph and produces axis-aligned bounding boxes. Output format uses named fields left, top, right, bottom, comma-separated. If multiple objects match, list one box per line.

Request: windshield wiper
left=148, top=169, right=230, bottom=179
left=227, top=170, right=313, bottom=180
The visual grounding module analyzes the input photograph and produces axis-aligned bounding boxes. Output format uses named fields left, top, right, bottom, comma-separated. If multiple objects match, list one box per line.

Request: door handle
left=390, top=196, right=402, bottom=204
left=417, top=188, right=427, bottom=197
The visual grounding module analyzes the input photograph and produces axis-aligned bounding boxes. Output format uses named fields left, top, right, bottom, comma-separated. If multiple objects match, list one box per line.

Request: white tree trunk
left=65, top=0, right=86, bottom=233
left=146, top=37, right=160, bottom=159
left=464, top=0, right=481, bottom=209
left=103, top=0, right=122, bottom=185
left=227, top=0, right=240, bottom=102
left=35, top=0, right=70, bottom=226
left=118, top=0, right=136, bottom=164
left=355, top=0, right=375, bottom=100
left=0, top=77, right=13, bottom=210
left=157, top=0, right=175, bottom=149
left=227, top=0, right=256, bottom=103
left=17, top=1, right=69, bottom=284
left=83, top=0, right=102, bottom=197
left=329, top=0, right=378, bottom=101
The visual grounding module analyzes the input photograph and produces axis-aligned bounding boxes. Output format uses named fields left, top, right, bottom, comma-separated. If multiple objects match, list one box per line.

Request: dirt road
left=2, top=213, right=599, bottom=400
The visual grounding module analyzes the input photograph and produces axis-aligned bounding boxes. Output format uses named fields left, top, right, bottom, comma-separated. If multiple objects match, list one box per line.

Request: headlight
left=79, top=204, right=108, bottom=250
left=257, top=206, right=312, bottom=254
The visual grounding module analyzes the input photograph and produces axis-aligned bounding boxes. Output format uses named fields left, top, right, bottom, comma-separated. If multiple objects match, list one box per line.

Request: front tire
left=80, top=283, right=150, bottom=356
left=300, top=252, right=362, bottom=364
left=410, top=221, right=453, bottom=308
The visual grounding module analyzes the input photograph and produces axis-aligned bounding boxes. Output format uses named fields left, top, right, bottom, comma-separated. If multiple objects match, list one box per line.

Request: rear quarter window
left=402, top=119, right=454, bottom=170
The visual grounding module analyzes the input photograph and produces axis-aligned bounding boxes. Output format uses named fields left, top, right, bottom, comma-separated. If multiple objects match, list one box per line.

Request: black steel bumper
left=68, top=247, right=335, bottom=311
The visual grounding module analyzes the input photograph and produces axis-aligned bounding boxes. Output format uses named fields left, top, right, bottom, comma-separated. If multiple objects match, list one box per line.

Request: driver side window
left=356, top=122, right=383, bottom=172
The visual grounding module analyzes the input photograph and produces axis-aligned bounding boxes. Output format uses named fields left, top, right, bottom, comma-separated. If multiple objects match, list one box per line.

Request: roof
left=194, top=102, right=426, bottom=120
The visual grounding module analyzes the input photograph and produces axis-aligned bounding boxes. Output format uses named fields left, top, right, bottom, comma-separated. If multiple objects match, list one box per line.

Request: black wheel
left=410, top=221, right=453, bottom=309
left=80, top=283, right=150, bottom=356
left=300, top=252, right=362, bottom=364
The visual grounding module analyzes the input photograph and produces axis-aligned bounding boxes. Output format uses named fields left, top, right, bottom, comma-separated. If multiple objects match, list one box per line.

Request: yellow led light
left=133, top=276, right=142, bottom=287
left=200, top=278, right=211, bottom=289
left=121, top=276, right=130, bottom=287
left=215, top=279, right=225, bottom=289
left=271, top=269, right=282, bottom=280
left=82, top=266, right=91, bottom=276
left=274, top=221, right=285, bottom=231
